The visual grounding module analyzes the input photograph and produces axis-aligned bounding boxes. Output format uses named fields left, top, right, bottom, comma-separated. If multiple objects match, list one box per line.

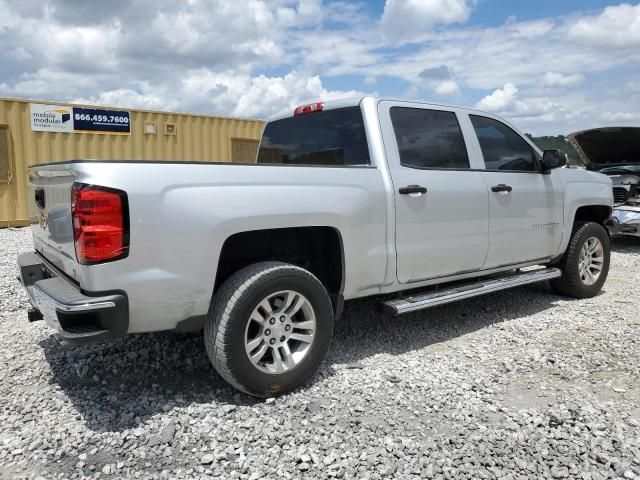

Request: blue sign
left=72, top=107, right=130, bottom=134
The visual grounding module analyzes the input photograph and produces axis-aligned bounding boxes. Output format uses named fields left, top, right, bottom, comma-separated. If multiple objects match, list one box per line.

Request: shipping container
left=0, top=97, right=265, bottom=227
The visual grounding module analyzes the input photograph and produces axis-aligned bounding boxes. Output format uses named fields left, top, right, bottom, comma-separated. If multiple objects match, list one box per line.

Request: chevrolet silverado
left=18, top=97, right=614, bottom=396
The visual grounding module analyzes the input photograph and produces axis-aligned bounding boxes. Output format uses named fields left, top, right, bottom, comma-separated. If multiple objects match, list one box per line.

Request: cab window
left=390, top=107, right=470, bottom=170
left=470, top=115, right=538, bottom=172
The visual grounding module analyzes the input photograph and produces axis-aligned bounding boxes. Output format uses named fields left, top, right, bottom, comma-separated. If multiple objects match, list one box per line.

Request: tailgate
left=28, top=164, right=79, bottom=279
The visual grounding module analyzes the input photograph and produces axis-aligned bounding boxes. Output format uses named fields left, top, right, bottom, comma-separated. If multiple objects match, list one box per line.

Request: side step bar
left=381, top=268, right=562, bottom=316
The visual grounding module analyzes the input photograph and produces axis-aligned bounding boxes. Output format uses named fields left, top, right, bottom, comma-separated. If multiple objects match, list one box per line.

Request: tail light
left=293, top=102, right=324, bottom=116
left=71, top=183, right=129, bottom=264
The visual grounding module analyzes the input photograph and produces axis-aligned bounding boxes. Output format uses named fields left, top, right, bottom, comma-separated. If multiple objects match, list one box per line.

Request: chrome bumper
left=609, top=208, right=640, bottom=237
left=17, top=252, right=128, bottom=345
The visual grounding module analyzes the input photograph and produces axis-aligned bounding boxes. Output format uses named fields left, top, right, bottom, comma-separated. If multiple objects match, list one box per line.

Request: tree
left=526, top=134, right=583, bottom=166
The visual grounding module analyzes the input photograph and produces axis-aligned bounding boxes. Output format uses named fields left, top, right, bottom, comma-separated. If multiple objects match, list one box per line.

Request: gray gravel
left=1, top=226, right=639, bottom=479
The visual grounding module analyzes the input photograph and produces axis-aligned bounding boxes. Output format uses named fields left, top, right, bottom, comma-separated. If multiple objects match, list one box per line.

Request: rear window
left=257, top=107, right=370, bottom=166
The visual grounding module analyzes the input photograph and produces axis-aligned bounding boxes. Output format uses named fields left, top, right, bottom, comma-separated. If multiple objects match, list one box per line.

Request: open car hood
left=568, top=127, right=640, bottom=170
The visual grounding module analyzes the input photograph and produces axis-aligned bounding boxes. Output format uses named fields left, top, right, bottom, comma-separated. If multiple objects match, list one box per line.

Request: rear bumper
left=607, top=208, right=640, bottom=237
left=17, top=252, right=128, bottom=345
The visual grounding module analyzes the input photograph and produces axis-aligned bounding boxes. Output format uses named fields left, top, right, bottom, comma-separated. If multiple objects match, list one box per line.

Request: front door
left=467, top=114, right=564, bottom=268
left=379, top=102, right=489, bottom=283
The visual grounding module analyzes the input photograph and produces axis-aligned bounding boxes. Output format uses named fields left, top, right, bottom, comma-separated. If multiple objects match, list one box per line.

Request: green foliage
left=526, top=134, right=583, bottom=166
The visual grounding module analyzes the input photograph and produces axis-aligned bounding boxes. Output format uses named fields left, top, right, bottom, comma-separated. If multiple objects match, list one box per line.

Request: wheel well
left=574, top=205, right=611, bottom=226
left=215, top=227, right=344, bottom=297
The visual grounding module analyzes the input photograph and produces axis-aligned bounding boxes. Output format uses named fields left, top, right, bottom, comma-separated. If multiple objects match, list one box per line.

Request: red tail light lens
left=71, top=183, right=129, bottom=264
left=293, top=102, right=324, bottom=116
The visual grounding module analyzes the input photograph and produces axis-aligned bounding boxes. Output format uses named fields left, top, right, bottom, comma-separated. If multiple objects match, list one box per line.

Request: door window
left=470, top=115, right=537, bottom=172
left=390, top=107, right=470, bottom=169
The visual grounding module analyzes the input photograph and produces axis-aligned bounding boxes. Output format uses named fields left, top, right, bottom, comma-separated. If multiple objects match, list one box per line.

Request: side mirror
left=541, top=149, right=567, bottom=173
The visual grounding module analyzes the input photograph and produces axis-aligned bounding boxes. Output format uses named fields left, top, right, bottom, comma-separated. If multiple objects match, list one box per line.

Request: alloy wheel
left=578, top=236, right=604, bottom=286
left=244, top=290, right=317, bottom=374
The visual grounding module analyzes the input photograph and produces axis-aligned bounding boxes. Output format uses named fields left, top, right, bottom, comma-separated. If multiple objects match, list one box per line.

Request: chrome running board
left=381, top=268, right=562, bottom=316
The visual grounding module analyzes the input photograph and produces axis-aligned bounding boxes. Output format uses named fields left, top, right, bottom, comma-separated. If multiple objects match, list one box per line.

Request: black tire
left=204, top=261, right=334, bottom=397
left=550, top=221, right=610, bottom=298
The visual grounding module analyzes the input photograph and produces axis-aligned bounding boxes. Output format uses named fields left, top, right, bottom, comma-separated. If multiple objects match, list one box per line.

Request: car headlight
left=613, top=209, right=640, bottom=223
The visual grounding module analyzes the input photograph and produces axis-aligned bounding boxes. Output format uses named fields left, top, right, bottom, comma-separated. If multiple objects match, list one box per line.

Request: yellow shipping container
left=0, top=97, right=265, bottom=227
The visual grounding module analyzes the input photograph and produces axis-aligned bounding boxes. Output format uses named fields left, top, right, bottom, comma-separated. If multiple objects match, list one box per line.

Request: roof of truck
left=268, top=95, right=496, bottom=122
left=266, top=96, right=543, bottom=155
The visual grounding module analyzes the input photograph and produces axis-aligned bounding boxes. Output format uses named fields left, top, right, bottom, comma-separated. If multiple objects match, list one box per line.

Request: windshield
left=257, top=107, right=370, bottom=166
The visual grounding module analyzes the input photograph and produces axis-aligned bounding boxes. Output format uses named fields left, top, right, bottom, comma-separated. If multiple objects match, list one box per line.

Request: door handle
left=491, top=184, right=513, bottom=193
left=399, top=185, right=428, bottom=195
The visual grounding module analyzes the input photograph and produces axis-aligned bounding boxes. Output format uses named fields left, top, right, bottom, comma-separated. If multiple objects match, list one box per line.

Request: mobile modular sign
left=30, top=104, right=74, bottom=133
left=30, top=103, right=131, bottom=135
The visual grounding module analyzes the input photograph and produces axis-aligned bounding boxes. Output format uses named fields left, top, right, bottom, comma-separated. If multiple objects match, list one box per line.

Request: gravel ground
left=1, top=227, right=639, bottom=480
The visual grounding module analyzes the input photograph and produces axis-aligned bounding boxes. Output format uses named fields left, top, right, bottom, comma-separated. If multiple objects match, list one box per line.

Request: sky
left=0, top=0, right=639, bottom=135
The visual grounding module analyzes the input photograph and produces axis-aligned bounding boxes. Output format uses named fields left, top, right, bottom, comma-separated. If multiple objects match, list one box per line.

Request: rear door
left=465, top=114, right=564, bottom=268
left=379, top=101, right=489, bottom=283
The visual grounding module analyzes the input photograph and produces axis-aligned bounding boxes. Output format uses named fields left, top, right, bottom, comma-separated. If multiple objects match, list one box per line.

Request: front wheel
left=204, top=262, right=334, bottom=397
left=550, top=221, right=610, bottom=298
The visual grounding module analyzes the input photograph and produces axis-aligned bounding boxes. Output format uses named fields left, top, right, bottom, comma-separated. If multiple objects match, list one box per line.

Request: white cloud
left=475, top=83, right=556, bottom=119
left=292, top=29, right=383, bottom=77
left=476, top=83, right=520, bottom=112
left=508, top=18, right=555, bottom=38
left=73, top=70, right=363, bottom=119
left=0, top=1, right=20, bottom=28
left=296, top=0, right=324, bottom=19
left=568, top=3, right=640, bottom=48
left=181, top=70, right=362, bottom=118
left=1, top=0, right=640, bottom=135
left=74, top=69, right=363, bottom=118
left=600, top=112, right=640, bottom=122
left=364, top=75, right=377, bottom=86
left=0, top=68, right=101, bottom=98
left=0, top=0, right=343, bottom=116
left=309, top=3, right=639, bottom=93
left=625, top=81, right=640, bottom=93
left=543, top=72, right=584, bottom=87
left=417, top=65, right=459, bottom=95
left=381, top=18, right=634, bottom=91
left=434, top=80, right=459, bottom=95
left=381, top=0, right=474, bottom=41
left=74, top=88, right=169, bottom=111
left=7, top=47, right=33, bottom=61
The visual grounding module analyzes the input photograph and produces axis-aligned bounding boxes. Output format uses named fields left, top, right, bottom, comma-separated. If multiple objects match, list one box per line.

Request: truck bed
left=28, top=160, right=388, bottom=333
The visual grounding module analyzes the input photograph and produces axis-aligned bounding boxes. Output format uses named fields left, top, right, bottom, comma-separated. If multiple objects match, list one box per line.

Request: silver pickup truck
left=18, top=97, right=614, bottom=397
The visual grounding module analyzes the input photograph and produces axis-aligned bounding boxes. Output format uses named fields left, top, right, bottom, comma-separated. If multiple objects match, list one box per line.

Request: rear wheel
left=550, top=221, right=610, bottom=298
left=205, top=262, right=334, bottom=397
